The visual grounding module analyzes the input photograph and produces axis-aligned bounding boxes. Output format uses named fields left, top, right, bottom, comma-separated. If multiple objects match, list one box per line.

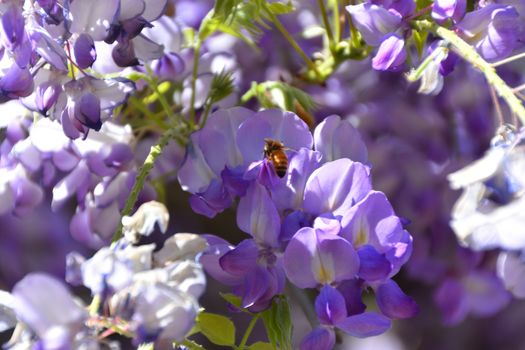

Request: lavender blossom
left=432, top=0, right=467, bottom=23
left=67, top=202, right=207, bottom=346
left=457, top=4, right=521, bottom=62
left=194, top=107, right=416, bottom=346
left=448, top=126, right=525, bottom=251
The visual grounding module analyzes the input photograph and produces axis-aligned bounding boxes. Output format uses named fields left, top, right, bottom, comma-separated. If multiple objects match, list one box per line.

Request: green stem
left=414, top=20, right=525, bottom=124
left=111, top=130, right=173, bottom=242
left=405, top=45, right=447, bottom=82
left=286, top=284, right=317, bottom=329
left=189, top=40, right=202, bottom=125
left=492, top=51, right=525, bottom=67
left=199, top=97, right=213, bottom=129
left=346, top=0, right=360, bottom=49
left=333, top=0, right=341, bottom=42
left=265, top=8, right=321, bottom=78
left=237, top=314, right=261, bottom=350
left=144, top=66, right=173, bottom=119
left=317, top=0, right=334, bottom=45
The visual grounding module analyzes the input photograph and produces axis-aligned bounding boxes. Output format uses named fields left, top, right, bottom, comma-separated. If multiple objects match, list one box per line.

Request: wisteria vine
left=1, top=0, right=525, bottom=349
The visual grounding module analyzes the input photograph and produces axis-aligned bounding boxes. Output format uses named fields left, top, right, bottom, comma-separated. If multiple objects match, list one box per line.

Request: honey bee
left=264, top=138, right=288, bottom=178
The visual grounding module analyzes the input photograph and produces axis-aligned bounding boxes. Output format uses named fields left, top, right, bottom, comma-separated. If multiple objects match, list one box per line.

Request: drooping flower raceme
left=180, top=108, right=417, bottom=347
left=449, top=126, right=525, bottom=300
left=65, top=201, right=208, bottom=348
left=0, top=0, right=173, bottom=139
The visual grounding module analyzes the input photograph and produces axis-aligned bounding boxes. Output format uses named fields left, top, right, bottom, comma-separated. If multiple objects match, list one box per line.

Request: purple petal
left=93, top=172, right=130, bottom=207
left=237, top=182, right=281, bottom=247
left=142, top=0, right=169, bottom=21
left=189, top=179, right=232, bottom=218
left=340, top=191, right=410, bottom=271
left=432, top=0, right=467, bottom=23
left=69, top=0, right=120, bottom=40
left=1, top=5, right=25, bottom=49
left=433, top=278, right=468, bottom=325
left=314, top=115, right=368, bottom=164
left=77, top=93, right=102, bottom=131
left=0, top=180, right=15, bottom=215
left=178, top=133, right=217, bottom=194
left=372, top=34, right=406, bottom=72
left=11, top=176, right=44, bottom=216
left=299, top=327, right=336, bottom=350
left=0, top=65, right=34, bottom=98
left=338, top=279, right=366, bottom=315
left=283, top=227, right=359, bottom=288
left=375, top=280, right=418, bottom=319
left=133, top=34, right=164, bottom=62
left=119, top=0, right=145, bottom=20
left=13, top=273, right=86, bottom=339
left=335, top=312, right=391, bottom=338
left=13, top=139, right=41, bottom=172
left=69, top=208, right=105, bottom=248
left=497, top=252, right=525, bottom=298
left=151, top=52, right=186, bottom=81
left=52, top=161, right=91, bottom=210
left=458, top=5, right=520, bottom=62
left=239, top=266, right=271, bottom=309
left=271, top=149, right=322, bottom=211
left=357, top=245, right=392, bottom=281
left=462, top=270, right=511, bottom=317
left=27, top=26, right=68, bottom=71
left=236, top=109, right=312, bottom=165
left=35, top=81, right=61, bottom=115
left=303, top=159, right=372, bottom=217
left=315, top=285, right=348, bottom=325
left=200, top=235, right=243, bottom=286
left=219, top=239, right=258, bottom=276
left=345, top=3, right=402, bottom=46
left=73, top=33, right=96, bottom=69
left=313, top=215, right=342, bottom=236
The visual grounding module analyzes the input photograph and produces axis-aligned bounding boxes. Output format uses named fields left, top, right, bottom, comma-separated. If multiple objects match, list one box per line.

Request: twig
left=491, top=51, right=525, bottom=67
left=489, top=85, right=505, bottom=126
left=413, top=20, right=525, bottom=124
left=111, top=129, right=173, bottom=242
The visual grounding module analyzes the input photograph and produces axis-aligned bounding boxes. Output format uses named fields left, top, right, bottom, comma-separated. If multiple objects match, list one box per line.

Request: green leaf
left=416, top=0, right=433, bottom=10
left=248, top=342, right=274, bottom=350
left=243, top=81, right=316, bottom=113
left=126, top=71, right=148, bottom=82
left=412, top=30, right=428, bottom=58
left=197, top=312, right=236, bottom=346
left=261, top=296, right=293, bottom=350
left=220, top=292, right=242, bottom=309
left=266, top=2, right=294, bottom=15
left=209, top=71, right=235, bottom=104
left=199, top=0, right=285, bottom=46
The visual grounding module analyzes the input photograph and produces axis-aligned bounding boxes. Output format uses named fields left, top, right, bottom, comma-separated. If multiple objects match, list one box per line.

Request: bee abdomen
left=272, top=154, right=288, bottom=178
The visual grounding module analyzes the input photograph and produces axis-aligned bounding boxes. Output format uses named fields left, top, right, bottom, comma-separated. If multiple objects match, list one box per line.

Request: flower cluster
left=0, top=100, right=148, bottom=248
left=179, top=108, right=417, bottom=348
left=346, top=0, right=524, bottom=75
left=449, top=125, right=525, bottom=300
left=0, top=0, right=178, bottom=139
left=3, top=0, right=525, bottom=349
left=1, top=201, right=207, bottom=348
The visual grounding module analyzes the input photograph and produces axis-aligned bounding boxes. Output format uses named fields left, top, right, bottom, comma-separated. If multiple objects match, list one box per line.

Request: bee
left=264, top=138, right=288, bottom=178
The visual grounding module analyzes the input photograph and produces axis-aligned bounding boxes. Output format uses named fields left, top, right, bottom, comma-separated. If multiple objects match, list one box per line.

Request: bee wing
left=447, top=148, right=506, bottom=190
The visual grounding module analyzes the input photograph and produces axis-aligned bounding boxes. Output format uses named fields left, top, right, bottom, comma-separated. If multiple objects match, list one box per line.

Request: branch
left=414, top=20, right=525, bottom=124
left=111, top=130, right=173, bottom=242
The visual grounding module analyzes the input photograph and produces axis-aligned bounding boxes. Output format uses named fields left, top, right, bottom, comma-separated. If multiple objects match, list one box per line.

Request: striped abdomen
left=270, top=150, right=288, bottom=178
